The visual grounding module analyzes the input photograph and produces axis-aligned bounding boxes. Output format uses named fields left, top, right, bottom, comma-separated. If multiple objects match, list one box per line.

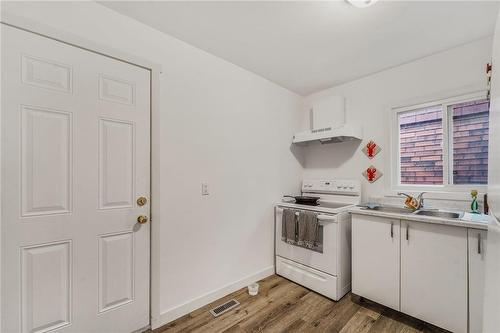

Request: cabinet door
left=401, top=221, right=467, bottom=333
left=468, top=228, right=487, bottom=333
left=352, top=215, right=400, bottom=310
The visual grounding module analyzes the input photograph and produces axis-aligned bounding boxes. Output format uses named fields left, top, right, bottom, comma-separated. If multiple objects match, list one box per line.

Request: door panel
left=401, top=221, right=467, bottom=333
left=21, top=54, right=73, bottom=93
left=21, top=105, right=73, bottom=216
left=98, top=231, right=134, bottom=313
left=351, top=215, right=400, bottom=311
left=1, top=24, right=151, bottom=333
left=98, top=75, right=135, bottom=106
left=21, top=240, right=72, bottom=333
left=98, top=119, right=135, bottom=209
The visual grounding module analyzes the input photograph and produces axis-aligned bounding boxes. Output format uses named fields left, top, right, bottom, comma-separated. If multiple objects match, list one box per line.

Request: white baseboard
left=151, top=266, right=275, bottom=330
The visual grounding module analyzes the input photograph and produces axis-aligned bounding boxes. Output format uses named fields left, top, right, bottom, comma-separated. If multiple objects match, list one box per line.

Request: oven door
left=275, top=206, right=338, bottom=275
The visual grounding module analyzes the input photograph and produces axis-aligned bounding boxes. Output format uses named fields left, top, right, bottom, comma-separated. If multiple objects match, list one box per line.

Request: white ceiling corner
left=100, top=1, right=500, bottom=96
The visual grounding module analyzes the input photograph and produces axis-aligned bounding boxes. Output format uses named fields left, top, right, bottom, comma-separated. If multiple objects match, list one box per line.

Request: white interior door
left=1, top=24, right=151, bottom=333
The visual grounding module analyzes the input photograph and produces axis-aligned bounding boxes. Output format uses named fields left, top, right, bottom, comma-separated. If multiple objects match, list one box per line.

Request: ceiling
left=100, top=1, right=500, bottom=96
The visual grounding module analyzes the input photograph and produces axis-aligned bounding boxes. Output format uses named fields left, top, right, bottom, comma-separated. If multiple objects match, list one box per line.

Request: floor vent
left=209, top=299, right=240, bottom=317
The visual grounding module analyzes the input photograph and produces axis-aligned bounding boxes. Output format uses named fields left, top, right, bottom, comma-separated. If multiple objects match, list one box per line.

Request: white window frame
left=388, top=91, right=488, bottom=199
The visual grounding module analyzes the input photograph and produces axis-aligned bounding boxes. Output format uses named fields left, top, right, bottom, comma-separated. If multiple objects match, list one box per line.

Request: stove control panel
left=302, top=179, right=361, bottom=195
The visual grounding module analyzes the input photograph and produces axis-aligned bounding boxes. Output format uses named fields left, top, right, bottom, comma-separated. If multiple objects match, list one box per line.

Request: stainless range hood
left=293, top=95, right=362, bottom=145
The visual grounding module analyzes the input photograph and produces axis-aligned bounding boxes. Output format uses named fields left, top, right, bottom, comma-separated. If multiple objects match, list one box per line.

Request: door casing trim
left=0, top=11, right=163, bottom=329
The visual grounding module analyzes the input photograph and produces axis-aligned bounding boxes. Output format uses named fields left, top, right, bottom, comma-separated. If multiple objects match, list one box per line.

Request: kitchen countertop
left=349, top=206, right=489, bottom=230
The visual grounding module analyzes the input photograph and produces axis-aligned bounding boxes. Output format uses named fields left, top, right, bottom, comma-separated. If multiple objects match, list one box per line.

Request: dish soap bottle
left=471, top=190, right=479, bottom=214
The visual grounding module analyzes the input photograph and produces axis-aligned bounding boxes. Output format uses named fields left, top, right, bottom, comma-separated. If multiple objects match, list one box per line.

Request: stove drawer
left=276, top=256, right=340, bottom=300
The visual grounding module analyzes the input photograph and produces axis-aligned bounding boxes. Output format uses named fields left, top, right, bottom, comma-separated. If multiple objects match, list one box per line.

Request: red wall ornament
left=362, top=165, right=383, bottom=183
left=362, top=140, right=381, bottom=159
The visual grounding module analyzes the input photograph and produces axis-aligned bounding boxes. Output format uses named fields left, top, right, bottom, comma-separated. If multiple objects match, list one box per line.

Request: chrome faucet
left=416, top=192, right=425, bottom=209
left=398, top=192, right=425, bottom=210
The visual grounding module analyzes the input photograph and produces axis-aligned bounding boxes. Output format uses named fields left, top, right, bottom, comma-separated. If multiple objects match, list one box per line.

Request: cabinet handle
left=406, top=224, right=409, bottom=241
left=390, top=222, right=394, bottom=238
left=478, top=233, right=482, bottom=254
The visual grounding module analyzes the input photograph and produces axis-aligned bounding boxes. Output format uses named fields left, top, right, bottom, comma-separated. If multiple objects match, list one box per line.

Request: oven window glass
left=288, top=225, right=323, bottom=253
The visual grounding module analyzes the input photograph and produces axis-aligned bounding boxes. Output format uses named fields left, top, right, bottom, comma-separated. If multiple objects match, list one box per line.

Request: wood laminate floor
left=152, top=275, right=449, bottom=333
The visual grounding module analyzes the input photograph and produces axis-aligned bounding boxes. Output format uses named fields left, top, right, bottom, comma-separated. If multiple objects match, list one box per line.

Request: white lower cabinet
left=352, top=215, right=400, bottom=310
left=468, top=229, right=487, bottom=333
left=352, top=213, right=486, bottom=333
left=400, top=221, right=468, bottom=333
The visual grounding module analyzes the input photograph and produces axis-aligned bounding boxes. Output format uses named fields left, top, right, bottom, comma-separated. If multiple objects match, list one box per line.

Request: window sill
left=384, top=187, right=486, bottom=202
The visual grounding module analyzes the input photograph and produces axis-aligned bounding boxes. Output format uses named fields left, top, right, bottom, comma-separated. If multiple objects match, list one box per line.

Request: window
left=394, top=94, right=489, bottom=188
left=399, top=105, right=444, bottom=185
left=451, top=100, right=489, bottom=185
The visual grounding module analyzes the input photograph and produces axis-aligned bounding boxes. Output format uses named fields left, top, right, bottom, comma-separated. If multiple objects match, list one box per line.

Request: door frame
left=0, top=11, right=163, bottom=330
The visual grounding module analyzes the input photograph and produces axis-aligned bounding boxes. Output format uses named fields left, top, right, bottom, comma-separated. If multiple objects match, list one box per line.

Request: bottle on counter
left=471, top=190, right=479, bottom=214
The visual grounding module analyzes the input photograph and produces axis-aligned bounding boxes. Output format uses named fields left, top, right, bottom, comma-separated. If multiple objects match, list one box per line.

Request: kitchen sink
left=362, top=206, right=414, bottom=214
left=360, top=206, right=464, bottom=219
left=414, top=210, right=462, bottom=219
left=360, top=205, right=465, bottom=220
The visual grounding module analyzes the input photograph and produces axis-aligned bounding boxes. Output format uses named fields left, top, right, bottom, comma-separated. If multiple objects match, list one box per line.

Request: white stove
left=278, top=179, right=360, bottom=213
left=275, top=179, right=361, bottom=301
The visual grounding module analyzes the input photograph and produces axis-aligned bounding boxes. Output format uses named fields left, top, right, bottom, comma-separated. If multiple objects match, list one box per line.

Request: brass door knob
left=137, top=215, right=148, bottom=224
left=137, top=196, right=148, bottom=206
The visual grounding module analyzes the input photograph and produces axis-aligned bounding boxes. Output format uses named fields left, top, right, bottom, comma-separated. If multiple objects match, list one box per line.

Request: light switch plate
left=202, top=183, right=209, bottom=196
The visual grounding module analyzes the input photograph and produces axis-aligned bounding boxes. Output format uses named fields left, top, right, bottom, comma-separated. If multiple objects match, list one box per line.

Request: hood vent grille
left=311, top=127, right=332, bottom=133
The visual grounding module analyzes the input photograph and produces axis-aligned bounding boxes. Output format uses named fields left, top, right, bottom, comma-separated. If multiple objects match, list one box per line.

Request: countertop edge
left=348, top=207, right=488, bottom=230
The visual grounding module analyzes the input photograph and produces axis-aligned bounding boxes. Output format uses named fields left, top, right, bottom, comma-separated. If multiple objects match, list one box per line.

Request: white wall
left=1, top=1, right=303, bottom=328
left=1, top=1, right=493, bottom=329
left=300, top=37, right=492, bottom=206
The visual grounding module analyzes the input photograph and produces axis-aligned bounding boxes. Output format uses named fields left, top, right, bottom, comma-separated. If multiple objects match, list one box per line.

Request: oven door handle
left=317, top=214, right=337, bottom=223
left=292, top=211, right=337, bottom=223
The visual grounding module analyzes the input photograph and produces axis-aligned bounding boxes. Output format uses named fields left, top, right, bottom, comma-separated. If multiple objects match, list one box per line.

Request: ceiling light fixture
left=346, top=0, right=379, bottom=8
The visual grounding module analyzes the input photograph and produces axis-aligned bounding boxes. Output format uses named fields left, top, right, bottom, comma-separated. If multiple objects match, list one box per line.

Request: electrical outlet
left=202, top=183, right=209, bottom=196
